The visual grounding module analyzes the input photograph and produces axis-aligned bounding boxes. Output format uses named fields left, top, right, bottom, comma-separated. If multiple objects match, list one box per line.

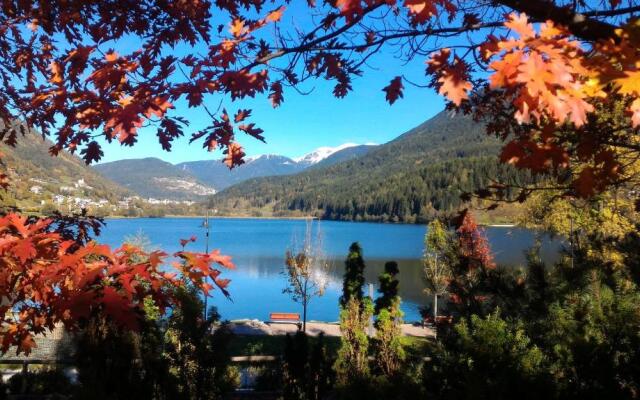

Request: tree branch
left=496, top=0, right=618, bottom=41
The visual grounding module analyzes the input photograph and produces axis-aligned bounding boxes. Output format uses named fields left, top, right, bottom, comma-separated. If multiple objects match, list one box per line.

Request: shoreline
left=104, top=215, right=517, bottom=227
left=105, top=215, right=319, bottom=221
left=227, top=319, right=433, bottom=338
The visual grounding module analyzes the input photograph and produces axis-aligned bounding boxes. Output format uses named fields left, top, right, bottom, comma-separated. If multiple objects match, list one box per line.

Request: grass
left=228, top=334, right=430, bottom=357
left=228, top=335, right=341, bottom=357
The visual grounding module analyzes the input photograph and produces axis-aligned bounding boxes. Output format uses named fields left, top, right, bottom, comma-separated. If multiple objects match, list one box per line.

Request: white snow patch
left=294, top=143, right=360, bottom=164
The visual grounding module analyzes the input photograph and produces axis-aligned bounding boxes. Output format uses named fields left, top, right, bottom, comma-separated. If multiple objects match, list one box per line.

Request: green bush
left=8, top=368, right=72, bottom=397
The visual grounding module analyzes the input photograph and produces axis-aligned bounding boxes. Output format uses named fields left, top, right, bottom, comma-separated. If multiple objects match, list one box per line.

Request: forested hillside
left=0, top=130, right=130, bottom=213
left=211, top=112, right=534, bottom=223
left=94, top=158, right=216, bottom=200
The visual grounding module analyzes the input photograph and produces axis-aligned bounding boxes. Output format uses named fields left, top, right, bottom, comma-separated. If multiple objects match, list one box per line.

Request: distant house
left=74, top=178, right=93, bottom=190
left=29, top=185, right=42, bottom=194
left=72, top=197, right=93, bottom=208
left=59, top=186, right=75, bottom=193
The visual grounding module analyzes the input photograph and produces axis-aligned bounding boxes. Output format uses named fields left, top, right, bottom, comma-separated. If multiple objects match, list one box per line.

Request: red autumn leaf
left=239, top=123, right=265, bottom=141
left=382, top=76, right=404, bottom=105
left=574, top=167, right=596, bottom=198
left=404, top=0, right=438, bottom=25
left=101, top=286, right=139, bottom=330
left=80, top=141, right=104, bottom=164
left=64, top=45, right=95, bottom=77
left=13, top=238, right=36, bottom=263
left=404, top=0, right=455, bottom=25
left=268, top=81, right=284, bottom=108
left=219, top=70, right=269, bottom=100
left=144, top=97, right=174, bottom=119
left=335, top=0, right=363, bottom=23
left=187, top=88, right=204, bottom=108
left=0, top=213, right=233, bottom=355
left=234, top=109, right=251, bottom=123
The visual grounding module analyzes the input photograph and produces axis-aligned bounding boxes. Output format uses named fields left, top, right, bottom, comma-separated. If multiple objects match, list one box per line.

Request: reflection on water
left=99, top=218, right=562, bottom=322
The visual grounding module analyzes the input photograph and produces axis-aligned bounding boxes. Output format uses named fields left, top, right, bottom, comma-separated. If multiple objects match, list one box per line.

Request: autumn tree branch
left=495, top=0, right=622, bottom=41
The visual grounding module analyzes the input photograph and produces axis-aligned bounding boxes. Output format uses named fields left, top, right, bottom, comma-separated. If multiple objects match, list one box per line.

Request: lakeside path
left=227, top=320, right=434, bottom=338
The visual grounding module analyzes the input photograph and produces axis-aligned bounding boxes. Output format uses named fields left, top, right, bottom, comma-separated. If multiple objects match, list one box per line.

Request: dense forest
left=211, top=112, right=535, bottom=223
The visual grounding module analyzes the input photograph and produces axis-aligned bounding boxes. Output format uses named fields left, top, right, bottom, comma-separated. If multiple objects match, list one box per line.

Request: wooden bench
left=269, top=312, right=302, bottom=330
left=422, top=315, right=453, bottom=328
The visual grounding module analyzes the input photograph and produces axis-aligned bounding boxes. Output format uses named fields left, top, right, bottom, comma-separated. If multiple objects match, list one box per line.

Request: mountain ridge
left=94, top=157, right=216, bottom=201
left=94, top=143, right=378, bottom=198
left=210, top=111, right=532, bottom=223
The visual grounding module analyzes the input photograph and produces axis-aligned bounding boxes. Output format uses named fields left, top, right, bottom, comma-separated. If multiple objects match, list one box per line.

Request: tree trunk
left=303, top=299, right=307, bottom=333
left=433, top=294, right=438, bottom=320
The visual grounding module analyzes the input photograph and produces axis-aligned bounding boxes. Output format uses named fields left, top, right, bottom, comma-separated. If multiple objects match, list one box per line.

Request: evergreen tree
left=374, top=261, right=400, bottom=314
left=340, top=242, right=366, bottom=307
left=374, top=262, right=405, bottom=376
left=164, top=285, right=238, bottom=400
left=335, top=243, right=373, bottom=394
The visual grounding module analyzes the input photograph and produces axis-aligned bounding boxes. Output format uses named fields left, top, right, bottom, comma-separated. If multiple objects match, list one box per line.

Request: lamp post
left=202, top=209, right=218, bottom=321
left=203, top=210, right=210, bottom=320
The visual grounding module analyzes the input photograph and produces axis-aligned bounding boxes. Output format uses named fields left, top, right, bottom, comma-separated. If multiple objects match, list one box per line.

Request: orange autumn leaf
left=224, top=142, right=246, bottom=168
left=49, top=61, right=64, bottom=85
left=615, top=70, right=640, bottom=96
left=427, top=49, right=472, bottom=105
left=483, top=14, right=595, bottom=127
left=438, top=70, right=472, bottom=105
left=504, top=12, right=535, bottom=38
left=230, top=18, right=247, bottom=38
left=266, top=6, right=285, bottom=22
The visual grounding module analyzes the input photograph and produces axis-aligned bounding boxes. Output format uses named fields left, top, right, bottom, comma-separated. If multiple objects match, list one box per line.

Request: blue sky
left=97, top=65, right=446, bottom=164
left=95, top=6, right=448, bottom=165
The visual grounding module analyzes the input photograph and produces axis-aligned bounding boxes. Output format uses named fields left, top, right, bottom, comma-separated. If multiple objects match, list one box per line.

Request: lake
left=98, top=218, right=562, bottom=322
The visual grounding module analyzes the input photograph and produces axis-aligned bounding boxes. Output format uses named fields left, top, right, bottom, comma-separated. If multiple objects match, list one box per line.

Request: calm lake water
left=98, top=218, right=562, bottom=322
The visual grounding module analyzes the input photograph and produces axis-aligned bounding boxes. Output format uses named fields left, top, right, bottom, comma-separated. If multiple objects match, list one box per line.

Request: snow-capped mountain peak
left=244, top=154, right=292, bottom=163
left=294, top=143, right=359, bottom=165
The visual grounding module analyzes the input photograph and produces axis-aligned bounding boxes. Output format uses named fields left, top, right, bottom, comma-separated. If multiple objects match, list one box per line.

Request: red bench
left=269, top=312, right=302, bottom=329
left=422, top=315, right=453, bottom=328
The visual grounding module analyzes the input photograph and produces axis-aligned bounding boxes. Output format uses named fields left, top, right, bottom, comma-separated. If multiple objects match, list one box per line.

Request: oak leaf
left=382, top=76, right=404, bottom=105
